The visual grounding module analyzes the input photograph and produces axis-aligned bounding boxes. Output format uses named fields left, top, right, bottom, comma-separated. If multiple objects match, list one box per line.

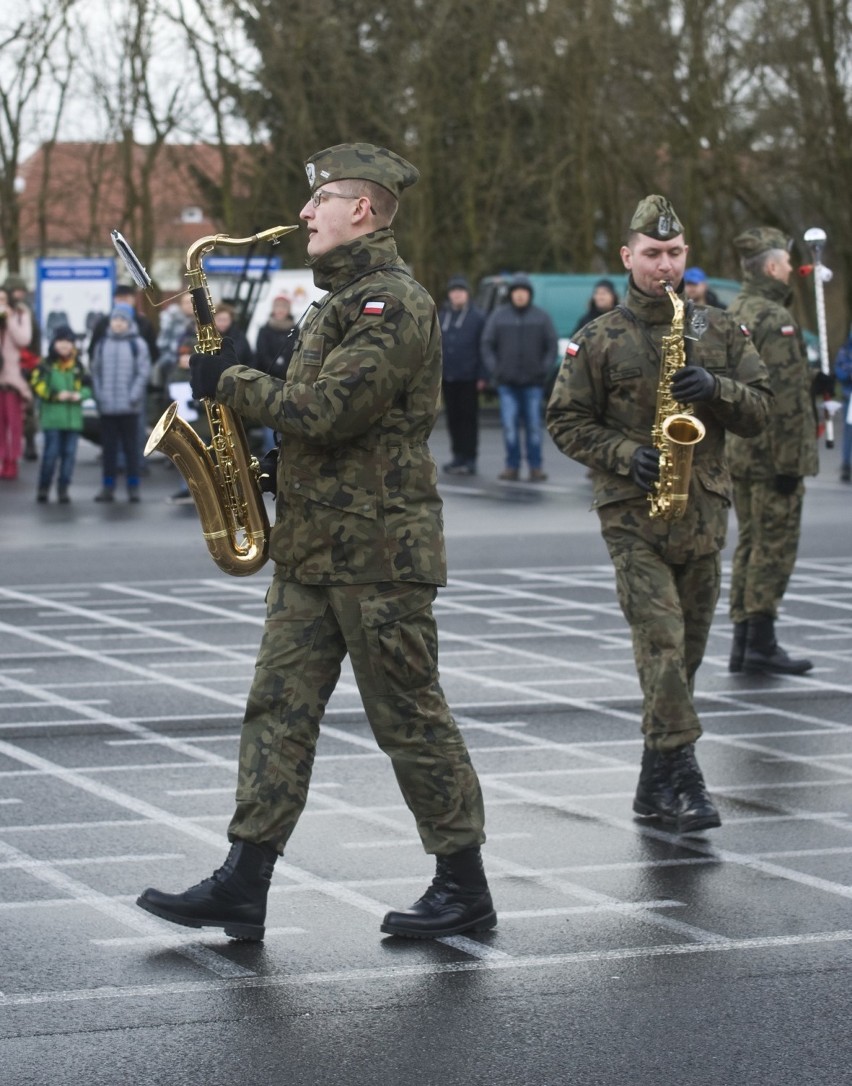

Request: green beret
left=629, top=195, right=683, bottom=240
left=305, top=142, right=419, bottom=200
left=733, top=227, right=792, bottom=258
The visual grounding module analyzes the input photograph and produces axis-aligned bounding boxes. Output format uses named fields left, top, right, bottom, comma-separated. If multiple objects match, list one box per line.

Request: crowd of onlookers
left=0, top=279, right=297, bottom=504
left=2, top=271, right=852, bottom=506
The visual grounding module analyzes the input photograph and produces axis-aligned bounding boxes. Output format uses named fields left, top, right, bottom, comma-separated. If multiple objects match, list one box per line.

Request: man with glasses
left=137, top=143, right=495, bottom=943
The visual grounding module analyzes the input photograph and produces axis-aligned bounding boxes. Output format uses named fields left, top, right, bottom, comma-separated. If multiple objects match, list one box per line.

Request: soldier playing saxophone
left=547, top=196, right=772, bottom=834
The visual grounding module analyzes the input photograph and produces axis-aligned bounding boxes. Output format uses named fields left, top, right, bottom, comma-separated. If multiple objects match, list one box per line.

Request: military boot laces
left=380, top=846, right=497, bottom=938
left=136, top=839, right=277, bottom=941
left=743, top=615, right=813, bottom=675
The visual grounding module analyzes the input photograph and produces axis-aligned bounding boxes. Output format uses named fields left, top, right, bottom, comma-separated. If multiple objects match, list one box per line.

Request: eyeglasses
left=310, top=189, right=361, bottom=208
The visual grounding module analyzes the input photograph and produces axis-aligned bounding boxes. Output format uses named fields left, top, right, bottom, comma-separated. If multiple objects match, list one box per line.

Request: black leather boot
left=743, top=614, right=813, bottom=675
left=380, top=846, right=497, bottom=938
left=728, top=621, right=748, bottom=672
left=634, top=744, right=721, bottom=834
left=136, top=839, right=277, bottom=941
left=633, top=746, right=678, bottom=823
left=666, top=744, right=722, bottom=833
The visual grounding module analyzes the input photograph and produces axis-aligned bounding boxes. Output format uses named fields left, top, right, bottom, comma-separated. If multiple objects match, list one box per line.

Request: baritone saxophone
left=648, top=282, right=706, bottom=520
left=112, top=225, right=298, bottom=575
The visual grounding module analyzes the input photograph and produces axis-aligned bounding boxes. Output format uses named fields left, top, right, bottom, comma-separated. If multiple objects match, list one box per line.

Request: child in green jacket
left=30, top=326, right=90, bottom=503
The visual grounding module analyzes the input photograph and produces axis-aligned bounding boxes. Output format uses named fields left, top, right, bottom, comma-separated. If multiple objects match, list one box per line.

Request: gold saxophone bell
left=648, top=282, right=706, bottom=521
left=142, top=225, right=299, bottom=575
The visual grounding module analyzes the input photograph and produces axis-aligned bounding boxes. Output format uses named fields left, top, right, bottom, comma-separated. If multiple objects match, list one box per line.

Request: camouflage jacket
left=725, top=274, right=819, bottom=480
left=216, top=228, right=447, bottom=585
left=546, top=280, right=771, bottom=550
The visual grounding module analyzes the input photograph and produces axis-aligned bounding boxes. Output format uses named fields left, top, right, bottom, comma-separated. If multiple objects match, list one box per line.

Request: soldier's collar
left=308, top=227, right=397, bottom=291
left=624, top=277, right=682, bottom=325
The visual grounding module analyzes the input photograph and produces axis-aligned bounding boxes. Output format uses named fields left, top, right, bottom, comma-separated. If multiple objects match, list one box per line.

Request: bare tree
left=0, top=0, right=76, bottom=272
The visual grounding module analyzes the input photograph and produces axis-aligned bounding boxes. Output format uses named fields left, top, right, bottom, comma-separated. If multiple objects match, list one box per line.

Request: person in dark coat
left=481, top=273, right=558, bottom=481
left=255, top=294, right=297, bottom=379
left=439, top=276, right=486, bottom=475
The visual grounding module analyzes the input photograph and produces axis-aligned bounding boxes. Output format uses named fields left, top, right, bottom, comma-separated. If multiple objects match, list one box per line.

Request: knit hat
left=50, top=325, right=76, bottom=345
left=447, top=276, right=470, bottom=293
left=629, top=195, right=683, bottom=240
left=110, top=303, right=135, bottom=324
left=733, top=227, right=792, bottom=258
left=508, top=273, right=533, bottom=293
left=305, top=142, right=419, bottom=199
left=684, top=267, right=707, bottom=285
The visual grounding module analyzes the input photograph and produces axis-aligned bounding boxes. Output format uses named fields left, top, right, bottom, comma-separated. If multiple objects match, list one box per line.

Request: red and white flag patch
left=780, top=324, right=796, bottom=336
left=564, top=341, right=581, bottom=357
left=739, top=324, right=751, bottom=337
left=362, top=299, right=386, bottom=315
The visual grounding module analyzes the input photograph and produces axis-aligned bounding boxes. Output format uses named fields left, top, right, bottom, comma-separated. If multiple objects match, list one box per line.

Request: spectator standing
left=4, top=275, right=40, bottom=461
left=90, top=284, right=159, bottom=472
left=255, top=294, right=297, bottom=378
left=547, top=195, right=771, bottom=834
left=90, top=303, right=151, bottom=502
left=481, top=273, right=557, bottom=481
left=153, top=292, right=195, bottom=403
left=30, top=326, right=90, bottom=503
left=439, top=276, right=486, bottom=475
left=684, top=267, right=726, bottom=310
left=572, top=278, right=619, bottom=335
left=726, top=228, right=819, bottom=674
left=0, top=286, right=34, bottom=480
left=834, top=327, right=852, bottom=483
left=213, top=302, right=254, bottom=366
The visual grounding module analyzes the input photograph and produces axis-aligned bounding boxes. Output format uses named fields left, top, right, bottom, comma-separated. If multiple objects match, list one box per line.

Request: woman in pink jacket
left=0, top=286, right=34, bottom=480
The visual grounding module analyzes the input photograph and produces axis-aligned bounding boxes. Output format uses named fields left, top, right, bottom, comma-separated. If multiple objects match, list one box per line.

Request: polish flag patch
left=739, top=324, right=751, bottom=337
left=564, top=341, right=581, bottom=357
left=780, top=324, right=796, bottom=336
left=362, top=299, right=386, bottom=315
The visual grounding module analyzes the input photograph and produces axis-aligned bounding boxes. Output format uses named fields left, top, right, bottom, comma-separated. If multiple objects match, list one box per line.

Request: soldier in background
left=547, top=195, right=771, bottom=835
left=725, top=228, right=819, bottom=675
left=137, top=142, right=495, bottom=943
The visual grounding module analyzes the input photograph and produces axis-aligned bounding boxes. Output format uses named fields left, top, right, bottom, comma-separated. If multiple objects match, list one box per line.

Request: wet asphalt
left=1, top=412, right=852, bottom=1086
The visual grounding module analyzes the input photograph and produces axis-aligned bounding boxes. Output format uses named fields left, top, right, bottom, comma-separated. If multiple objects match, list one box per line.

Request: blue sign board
left=203, top=256, right=282, bottom=277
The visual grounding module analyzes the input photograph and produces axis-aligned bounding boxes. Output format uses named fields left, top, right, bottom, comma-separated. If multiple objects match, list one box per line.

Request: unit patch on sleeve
left=780, top=324, right=796, bottom=336
left=739, top=324, right=751, bottom=337
left=362, top=300, right=386, bottom=315
left=564, top=341, right=581, bottom=357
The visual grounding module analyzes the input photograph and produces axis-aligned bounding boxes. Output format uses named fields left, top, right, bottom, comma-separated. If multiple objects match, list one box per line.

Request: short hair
left=114, top=284, right=137, bottom=298
left=339, top=179, right=399, bottom=226
left=741, top=248, right=786, bottom=278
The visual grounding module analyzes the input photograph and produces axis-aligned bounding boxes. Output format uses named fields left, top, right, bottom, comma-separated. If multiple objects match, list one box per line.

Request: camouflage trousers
left=227, top=573, right=486, bottom=856
left=729, top=478, right=804, bottom=623
left=600, top=512, right=722, bottom=752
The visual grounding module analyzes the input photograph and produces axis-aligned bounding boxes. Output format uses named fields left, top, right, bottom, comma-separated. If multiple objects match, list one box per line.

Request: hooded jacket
left=480, top=279, right=558, bottom=386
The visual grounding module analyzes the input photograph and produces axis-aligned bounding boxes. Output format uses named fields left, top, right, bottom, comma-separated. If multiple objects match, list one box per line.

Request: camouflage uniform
left=212, top=155, right=485, bottom=857
left=725, top=231, right=819, bottom=625
left=547, top=213, right=771, bottom=751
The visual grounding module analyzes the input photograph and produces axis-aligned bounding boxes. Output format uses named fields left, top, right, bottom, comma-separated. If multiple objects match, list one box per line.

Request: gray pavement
left=1, top=413, right=852, bottom=1085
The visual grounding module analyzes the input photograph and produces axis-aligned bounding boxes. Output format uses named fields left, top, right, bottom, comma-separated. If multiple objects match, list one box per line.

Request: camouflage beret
left=305, top=142, right=419, bottom=200
left=629, top=195, right=683, bottom=240
left=733, top=227, right=792, bottom=258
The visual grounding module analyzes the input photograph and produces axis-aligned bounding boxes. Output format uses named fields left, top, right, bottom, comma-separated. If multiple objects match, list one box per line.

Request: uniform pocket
left=360, top=585, right=439, bottom=695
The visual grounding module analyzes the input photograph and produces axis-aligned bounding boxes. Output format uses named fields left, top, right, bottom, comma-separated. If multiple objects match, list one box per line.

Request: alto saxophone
left=144, top=226, right=298, bottom=575
left=648, top=282, right=706, bottom=520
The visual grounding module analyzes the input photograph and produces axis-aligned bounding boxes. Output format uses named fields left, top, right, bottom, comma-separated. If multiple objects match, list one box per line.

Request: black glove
left=670, top=365, right=717, bottom=403
left=774, top=474, right=800, bottom=496
left=812, top=371, right=835, bottom=397
left=189, top=337, right=240, bottom=401
left=257, top=447, right=279, bottom=495
left=629, top=446, right=661, bottom=493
